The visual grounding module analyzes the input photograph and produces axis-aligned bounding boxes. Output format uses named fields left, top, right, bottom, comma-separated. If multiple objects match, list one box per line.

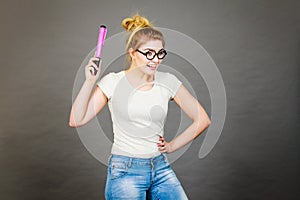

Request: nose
left=152, top=55, right=159, bottom=63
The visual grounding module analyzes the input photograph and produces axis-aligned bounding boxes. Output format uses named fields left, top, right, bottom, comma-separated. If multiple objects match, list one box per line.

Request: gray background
left=0, top=0, right=299, bottom=199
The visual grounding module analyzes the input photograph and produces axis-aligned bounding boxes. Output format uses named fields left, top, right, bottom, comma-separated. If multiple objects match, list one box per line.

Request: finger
left=89, top=57, right=99, bottom=64
left=160, top=140, right=165, bottom=145
left=93, top=59, right=101, bottom=69
left=94, top=57, right=100, bottom=63
left=98, top=58, right=102, bottom=67
left=88, top=66, right=96, bottom=75
left=91, top=66, right=98, bottom=75
left=89, top=57, right=100, bottom=65
left=159, top=146, right=166, bottom=152
left=88, top=61, right=98, bottom=70
left=90, top=56, right=100, bottom=61
left=157, top=143, right=164, bottom=147
left=95, top=58, right=101, bottom=68
left=91, top=65, right=97, bottom=72
left=91, top=57, right=100, bottom=62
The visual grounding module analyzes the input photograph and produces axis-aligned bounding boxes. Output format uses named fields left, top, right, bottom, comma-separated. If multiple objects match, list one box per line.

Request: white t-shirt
left=97, top=70, right=182, bottom=158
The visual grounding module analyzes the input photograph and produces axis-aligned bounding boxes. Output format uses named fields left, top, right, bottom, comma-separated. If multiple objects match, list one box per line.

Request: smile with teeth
left=147, top=64, right=157, bottom=70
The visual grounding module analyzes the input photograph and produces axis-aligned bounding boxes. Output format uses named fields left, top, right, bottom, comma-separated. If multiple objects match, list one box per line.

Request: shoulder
left=97, top=70, right=125, bottom=99
left=98, top=70, right=125, bottom=83
left=156, top=71, right=182, bottom=99
left=97, top=70, right=125, bottom=88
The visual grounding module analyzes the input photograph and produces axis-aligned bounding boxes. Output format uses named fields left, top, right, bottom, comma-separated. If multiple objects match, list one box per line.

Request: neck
left=126, top=64, right=155, bottom=82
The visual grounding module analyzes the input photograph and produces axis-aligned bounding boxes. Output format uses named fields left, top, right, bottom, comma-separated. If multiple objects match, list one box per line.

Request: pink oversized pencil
left=93, top=25, right=107, bottom=74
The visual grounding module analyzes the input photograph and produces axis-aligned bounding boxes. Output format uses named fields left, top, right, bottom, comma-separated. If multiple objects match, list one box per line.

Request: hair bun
left=122, top=14, right=152, bottom=32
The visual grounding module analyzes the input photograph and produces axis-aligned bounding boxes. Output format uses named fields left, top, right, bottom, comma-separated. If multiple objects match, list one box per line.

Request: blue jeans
left=105, top=153, right=189, bottom=200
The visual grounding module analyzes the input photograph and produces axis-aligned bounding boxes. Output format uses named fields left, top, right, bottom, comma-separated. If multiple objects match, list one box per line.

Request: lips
left=147, top=64, right=157, bottom=70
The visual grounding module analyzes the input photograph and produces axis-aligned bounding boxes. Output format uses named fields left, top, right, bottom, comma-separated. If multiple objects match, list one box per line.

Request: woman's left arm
left=158, top=85, right=211, bottom=153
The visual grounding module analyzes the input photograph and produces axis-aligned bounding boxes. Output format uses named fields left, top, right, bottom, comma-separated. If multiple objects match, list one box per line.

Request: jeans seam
left=151, top=190, right=160, bottom=200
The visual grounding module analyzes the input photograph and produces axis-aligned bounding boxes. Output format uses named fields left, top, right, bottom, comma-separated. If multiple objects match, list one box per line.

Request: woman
left=69, top=14, right=211, bottom=200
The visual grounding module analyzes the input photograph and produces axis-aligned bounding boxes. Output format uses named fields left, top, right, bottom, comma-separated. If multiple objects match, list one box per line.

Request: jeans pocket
left=110, top=161, right=128, bottom=180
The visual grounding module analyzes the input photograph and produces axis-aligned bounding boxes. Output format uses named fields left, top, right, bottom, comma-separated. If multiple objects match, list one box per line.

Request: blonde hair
left=122, top=14, right=165, bottom=67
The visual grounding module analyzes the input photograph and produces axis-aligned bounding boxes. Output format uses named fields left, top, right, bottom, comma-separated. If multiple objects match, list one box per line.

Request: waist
left=111, top=145, right=161, bottom=158
left=109, top=152, right=167, bottom=166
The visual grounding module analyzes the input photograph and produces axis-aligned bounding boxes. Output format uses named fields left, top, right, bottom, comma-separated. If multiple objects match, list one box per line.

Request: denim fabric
left=105, top=153, right=189, bottom=200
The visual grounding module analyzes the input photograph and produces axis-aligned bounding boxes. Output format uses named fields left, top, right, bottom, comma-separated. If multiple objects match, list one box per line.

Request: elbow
left=69, top=120, right=81, bottom=128
left=68, top=115, right=75, bottom=127
left=202, top=115, right=211, bottom=129
left=206, top=116, right=211, bottom=126
left=206, top=117, right=211, bottom=128
left=69, top=121, right=76, bottom=128
left=69, top=114, right=82, bottom=128
left=196, top=116, right=211, bottom=131
left=69, top=120, right=85, bottom=128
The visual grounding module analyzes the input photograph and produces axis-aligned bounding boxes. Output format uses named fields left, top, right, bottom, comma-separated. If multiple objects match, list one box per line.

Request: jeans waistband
left=108, top=153, right=168, bottom=166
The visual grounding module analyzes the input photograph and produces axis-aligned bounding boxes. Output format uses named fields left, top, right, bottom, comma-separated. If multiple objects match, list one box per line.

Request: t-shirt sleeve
left=96, top=73, right=114, bottom=99
left=167, top=73, right=182, bottom=99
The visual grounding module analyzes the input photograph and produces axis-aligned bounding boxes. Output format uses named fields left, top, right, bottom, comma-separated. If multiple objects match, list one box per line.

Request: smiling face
left=129, top=40, right=164, bottom=75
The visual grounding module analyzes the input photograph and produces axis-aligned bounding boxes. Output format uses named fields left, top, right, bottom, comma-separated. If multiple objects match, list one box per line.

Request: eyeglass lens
left=137, top=49, right=167, bottom=60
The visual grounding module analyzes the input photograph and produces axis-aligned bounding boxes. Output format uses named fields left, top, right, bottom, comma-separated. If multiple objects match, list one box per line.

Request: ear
left=128, top=48, right=135, bottom=60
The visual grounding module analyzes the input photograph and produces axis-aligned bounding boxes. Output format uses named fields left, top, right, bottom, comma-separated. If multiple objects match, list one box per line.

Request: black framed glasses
left=136, top=49, right=167, bottom=60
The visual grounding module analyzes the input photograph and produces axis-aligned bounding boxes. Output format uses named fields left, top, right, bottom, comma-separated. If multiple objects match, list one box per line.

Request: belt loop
left=162, top=153, right=168, bottom=163
left=150, top=159, right=154, bottom=171
left=127, top=157, right=132, bottom=168
left=107, top=154, right=112, bottom=165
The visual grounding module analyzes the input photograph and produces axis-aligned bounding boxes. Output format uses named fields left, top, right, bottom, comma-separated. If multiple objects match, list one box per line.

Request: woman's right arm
left=69, top=57, right=108, bottom=128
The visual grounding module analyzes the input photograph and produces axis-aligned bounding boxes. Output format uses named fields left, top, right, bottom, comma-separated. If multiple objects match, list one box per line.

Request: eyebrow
left=142, top=48, right=164, bottom=51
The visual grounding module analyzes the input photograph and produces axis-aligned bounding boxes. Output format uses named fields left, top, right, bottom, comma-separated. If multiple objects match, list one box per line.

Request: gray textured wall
left=0, top=0, right=299, bottom=199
